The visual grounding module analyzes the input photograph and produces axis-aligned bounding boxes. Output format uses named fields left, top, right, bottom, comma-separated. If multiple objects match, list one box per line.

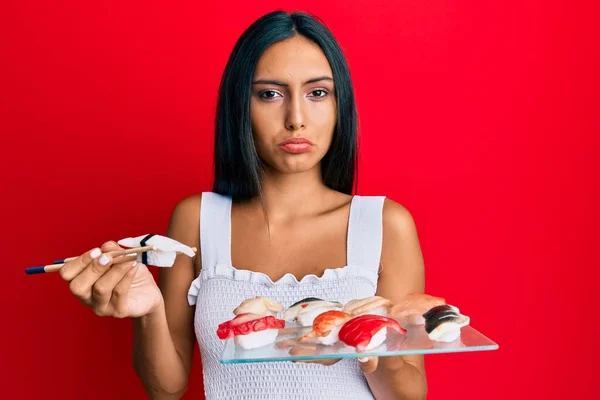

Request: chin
left=258, top=152, right=318, bottom=173
left=280, top=163, right=317, bottom=174
left=281, top=155, right=324, bottom=173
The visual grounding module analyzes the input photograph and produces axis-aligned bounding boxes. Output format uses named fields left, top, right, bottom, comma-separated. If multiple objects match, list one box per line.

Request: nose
left=285, top=95, right=305, bottom=131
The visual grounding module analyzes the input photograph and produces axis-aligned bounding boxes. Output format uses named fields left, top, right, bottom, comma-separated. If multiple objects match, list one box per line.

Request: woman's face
left=250, top=35, right=337, bottom=174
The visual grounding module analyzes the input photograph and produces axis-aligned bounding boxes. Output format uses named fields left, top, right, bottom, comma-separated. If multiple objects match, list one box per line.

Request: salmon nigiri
left=298, top=310, right=351, bottom=345
left=343, top=296, right=393, bottom=317
left=391, top=293, right=446, bottom=327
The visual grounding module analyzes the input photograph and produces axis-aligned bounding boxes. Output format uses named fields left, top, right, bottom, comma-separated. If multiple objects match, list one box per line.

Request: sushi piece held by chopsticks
left=117, top=234, right=196, bottom=267
left=25, top=233, right=196, bottom=275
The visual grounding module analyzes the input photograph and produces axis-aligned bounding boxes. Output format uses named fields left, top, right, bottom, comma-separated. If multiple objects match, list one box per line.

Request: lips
left=278, top=137, right=314, bottom=154
left=278, top=137, right=313, bottom=146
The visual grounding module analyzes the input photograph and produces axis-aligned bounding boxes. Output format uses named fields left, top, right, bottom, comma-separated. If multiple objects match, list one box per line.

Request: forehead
left=254, top=35, right=333, bottom=81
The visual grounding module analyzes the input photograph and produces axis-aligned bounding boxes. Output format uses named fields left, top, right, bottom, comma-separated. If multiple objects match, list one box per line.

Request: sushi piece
left=343, top=296, right=393, bottom=317
left=283, top=297, right=343, bottom=327
left=422, top=304, right=470, bottom=343
left=339, top=315, right=406, bottom=351
left=118, top=233, right=196, bottom=267
left=391, top=293, right=447, bottom=326
left=298, top=310, right=351, bottom=345
left=233, top=297, right=283, bottom=316
left=217, top=313, right=285, bottom=349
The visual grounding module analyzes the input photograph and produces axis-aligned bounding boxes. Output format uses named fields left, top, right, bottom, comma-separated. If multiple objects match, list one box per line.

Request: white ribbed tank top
left=187, top=192, right=386, bottom=399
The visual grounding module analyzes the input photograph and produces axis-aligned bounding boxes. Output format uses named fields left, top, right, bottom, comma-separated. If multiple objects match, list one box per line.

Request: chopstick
left=25, top=255, right=140, bottom=275
left=25, top=245, right=155, bottom=275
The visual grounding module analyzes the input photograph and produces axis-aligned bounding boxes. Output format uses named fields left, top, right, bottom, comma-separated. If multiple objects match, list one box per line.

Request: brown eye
left=308, top=89, right=329, bottom=98
left=259, top=90, right=282, bottom=99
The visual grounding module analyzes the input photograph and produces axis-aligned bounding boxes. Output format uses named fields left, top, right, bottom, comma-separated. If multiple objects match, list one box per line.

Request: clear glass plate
left=220, top=323, right=499, bottom=364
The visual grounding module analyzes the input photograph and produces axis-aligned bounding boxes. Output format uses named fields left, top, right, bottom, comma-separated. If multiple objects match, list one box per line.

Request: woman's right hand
left=60, top=241, right=164, bottom=318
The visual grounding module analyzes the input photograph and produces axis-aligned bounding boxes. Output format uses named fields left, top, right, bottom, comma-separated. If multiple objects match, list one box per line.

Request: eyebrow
left=251, top=76, right=334, bottom=86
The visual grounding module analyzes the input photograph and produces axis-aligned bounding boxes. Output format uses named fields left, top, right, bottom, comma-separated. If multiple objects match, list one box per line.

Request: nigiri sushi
left=422, top=304, right=470, bottom=343
left=339, top=315, right=406, bottom=351
left=298, top=310, right=351, bottom=345
left=217, top=312, right=286, bottom=349
left=233, top=296, right=283, bottom=316
left=283, top=297, right=343, bottom=327
left=343, top=296, right=393, bottom=317
left=391, top=293, right=446, bottom=327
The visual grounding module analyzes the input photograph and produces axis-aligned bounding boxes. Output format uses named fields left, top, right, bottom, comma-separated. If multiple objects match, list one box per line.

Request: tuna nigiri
left=422, top=304, right=470, bottom=343
left=217, top=313, right=286, bottom=349
left=343, top=296, right=393, bottom=317
left=283, top=297, right=343, bottom=327
left=391, top=293, right=447, bottom=327
left=339, top=314, right=406, bottom=351
left=298, top=310, right=351, bottom=345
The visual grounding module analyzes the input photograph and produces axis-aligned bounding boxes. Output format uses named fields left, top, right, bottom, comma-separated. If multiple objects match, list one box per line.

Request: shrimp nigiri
left=298, top=310, right=351, bottom=345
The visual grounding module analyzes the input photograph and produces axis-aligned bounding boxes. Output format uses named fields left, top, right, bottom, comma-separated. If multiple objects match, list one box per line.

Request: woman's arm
left=132, top=195, right=201, bottom=399
left=363, top=199, right=428, bottom=400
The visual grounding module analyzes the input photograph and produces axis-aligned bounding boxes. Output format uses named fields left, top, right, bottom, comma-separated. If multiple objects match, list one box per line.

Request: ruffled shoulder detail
left=186, top=264, right=378, bottom=306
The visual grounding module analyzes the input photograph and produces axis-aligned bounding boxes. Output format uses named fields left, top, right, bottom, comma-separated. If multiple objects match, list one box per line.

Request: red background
left=2, top=1, right=598, bottom=399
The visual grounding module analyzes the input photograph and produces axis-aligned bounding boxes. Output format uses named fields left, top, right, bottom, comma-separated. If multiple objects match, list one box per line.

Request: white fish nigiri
left=233, top=297, right=284, bottom=316
left=118, top=234, right=196, bottom=267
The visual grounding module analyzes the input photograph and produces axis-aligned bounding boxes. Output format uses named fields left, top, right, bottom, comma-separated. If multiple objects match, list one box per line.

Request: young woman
left=59, top=10, right=428, bottom=399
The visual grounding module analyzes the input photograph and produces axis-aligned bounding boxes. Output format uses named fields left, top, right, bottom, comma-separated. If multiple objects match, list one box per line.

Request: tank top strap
left=200, top=192, right=232, bottom=268
left=346, top=195, right=386, bottom=273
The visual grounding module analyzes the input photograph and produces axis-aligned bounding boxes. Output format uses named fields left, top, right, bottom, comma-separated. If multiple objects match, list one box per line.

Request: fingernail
left=131, top=261, right=137, bottom=267
left=90, top=248, right=101, bottom=259
left=358, top=357, right=368, bottom=363
left=99, top=254, right=110, bottom=265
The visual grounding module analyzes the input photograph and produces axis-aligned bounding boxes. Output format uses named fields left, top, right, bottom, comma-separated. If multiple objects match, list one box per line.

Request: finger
left=358, top=356, right=379, bottom=374
left=101, top=240, right=124, bottom=253
left=91, top=260, right=137, bottom=316
left=59, top=247, right=102, bottom=281
left=110, top=262, right=140, bottom=318
left=68, top=253, right=113, bottom=304
left=293, top=358, right=341, bottom=366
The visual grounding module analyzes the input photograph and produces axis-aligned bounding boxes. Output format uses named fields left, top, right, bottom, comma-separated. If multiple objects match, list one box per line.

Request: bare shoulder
left=170, top=193, right=203, bottom=222
left=378, top=197, right=425, bottom=296
left=381, top=197, right=418, bottom=238
left=167, top=193, right=203, bottom=263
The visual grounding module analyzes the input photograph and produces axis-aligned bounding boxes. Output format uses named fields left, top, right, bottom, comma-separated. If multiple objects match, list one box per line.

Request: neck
left=252, top=164, right=333, bottom=221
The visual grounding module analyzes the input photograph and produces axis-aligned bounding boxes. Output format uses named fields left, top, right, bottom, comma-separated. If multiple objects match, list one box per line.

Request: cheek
left=250, top=102, right=280, bottom=154
left=312, top=100, right=337, bottom=142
